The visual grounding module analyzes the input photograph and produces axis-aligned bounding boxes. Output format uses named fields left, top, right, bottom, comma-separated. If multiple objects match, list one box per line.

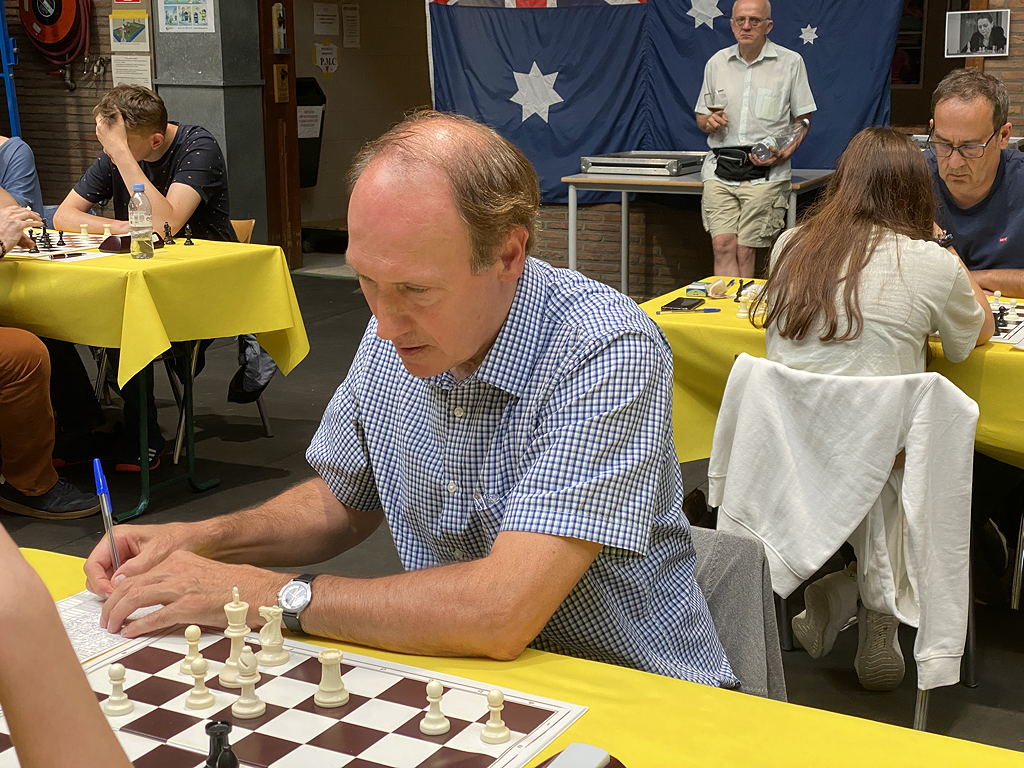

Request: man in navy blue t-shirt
left=928, top=68, right=1024, bottom=601
left=929, top=69, right=1024, bottom=297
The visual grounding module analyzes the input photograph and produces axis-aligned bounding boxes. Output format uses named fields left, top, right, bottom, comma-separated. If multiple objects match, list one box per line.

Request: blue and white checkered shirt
left=307, top=257, right=736, bottom=688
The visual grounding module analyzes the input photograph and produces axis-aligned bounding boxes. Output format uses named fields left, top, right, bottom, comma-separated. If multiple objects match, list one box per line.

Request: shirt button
left=453, top=406, right=465, bottom=418
left=446, top=481, right=458, bottom=494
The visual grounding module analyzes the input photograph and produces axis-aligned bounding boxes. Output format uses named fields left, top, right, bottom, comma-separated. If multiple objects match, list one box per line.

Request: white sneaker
left=791, top=570, right=859, bottom=659
left=854, top=605, right=905, bottom=691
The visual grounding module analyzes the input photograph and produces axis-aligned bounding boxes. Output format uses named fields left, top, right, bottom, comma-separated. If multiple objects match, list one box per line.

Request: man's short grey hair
left=732, top=0, right=771, bottom=18
left=931, top=68, right=1009, bottom=132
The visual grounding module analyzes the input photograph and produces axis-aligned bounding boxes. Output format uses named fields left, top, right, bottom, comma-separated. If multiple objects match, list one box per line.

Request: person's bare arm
left=971, top=268, right=1024, bottom=300
left=0, top=528, right=131, bottom=768
left=53, top=189, right=128, bottom=235
left=0, top=187, right=20, bottom=208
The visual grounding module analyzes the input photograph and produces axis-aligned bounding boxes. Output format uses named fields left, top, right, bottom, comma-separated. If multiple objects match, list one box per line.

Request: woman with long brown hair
left=751, top=126, right=992, bottom=691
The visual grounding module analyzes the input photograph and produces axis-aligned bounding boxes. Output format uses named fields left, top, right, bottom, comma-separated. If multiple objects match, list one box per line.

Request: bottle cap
left=132, top=183, right=145, bottom=192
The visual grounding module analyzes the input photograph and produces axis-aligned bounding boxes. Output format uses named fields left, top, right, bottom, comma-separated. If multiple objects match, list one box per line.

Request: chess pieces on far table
left=480, top=689, right=510, bottom=744
left=256, top=605, right=289, bottom=666
left=186, top=657, right=216, bottom=710
left=102, top=663, right=134, bottom=716
left=181, top=624, right=203, bottom=674
left=230, top=647, right=266, bottom=719
left=183, top=224, right=194, bottom=246
left=205, top=720, right=239, bottom=768
left=163, top=221, right=175, bottom=245
left=419, top=680, right=450, bottom=735
left=314, top=648, right=349, bottom=707
left=219, top=586, right=250, bottom=689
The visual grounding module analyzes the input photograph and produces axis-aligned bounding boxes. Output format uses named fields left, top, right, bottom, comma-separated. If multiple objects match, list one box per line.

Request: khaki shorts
left=701, top=179, right=792, bottom=248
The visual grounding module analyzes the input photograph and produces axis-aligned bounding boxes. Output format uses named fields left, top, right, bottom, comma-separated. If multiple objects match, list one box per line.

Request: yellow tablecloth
left=24, top=548, right=1024, bottom=767
left=642, top=279, right=1024, bottom=469
left=0, top=240, right=309, bottom=387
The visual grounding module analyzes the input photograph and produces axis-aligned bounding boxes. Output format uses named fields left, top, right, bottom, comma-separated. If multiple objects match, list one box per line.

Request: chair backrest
left=691, top=526, right=787, bottom=701
left=231, top=219, right=256, bottom=244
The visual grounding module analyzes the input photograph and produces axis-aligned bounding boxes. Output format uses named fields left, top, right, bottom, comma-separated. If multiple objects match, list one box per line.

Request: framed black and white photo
left=945, top=9, right=1010, bottom=57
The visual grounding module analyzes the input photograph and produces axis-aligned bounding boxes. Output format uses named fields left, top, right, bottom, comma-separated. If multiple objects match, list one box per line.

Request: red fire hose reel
left=19, top=0, right=92, bottom=68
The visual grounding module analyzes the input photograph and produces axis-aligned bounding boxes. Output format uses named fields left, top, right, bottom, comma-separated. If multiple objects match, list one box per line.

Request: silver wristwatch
left=278, top=573, right=318, bottom=633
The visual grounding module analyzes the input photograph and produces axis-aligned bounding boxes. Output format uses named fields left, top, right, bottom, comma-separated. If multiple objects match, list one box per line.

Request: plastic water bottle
left=128, top=183, right=154, bottom=259
left=751, top=118, right=810, bottom=163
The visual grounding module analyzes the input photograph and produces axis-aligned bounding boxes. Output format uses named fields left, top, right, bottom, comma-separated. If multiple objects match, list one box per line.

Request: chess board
left=990, top=303, right=1024, bottom=344
left=5, top=232, right=109, bottom=259
left=0, top=629, right=585, bottom=768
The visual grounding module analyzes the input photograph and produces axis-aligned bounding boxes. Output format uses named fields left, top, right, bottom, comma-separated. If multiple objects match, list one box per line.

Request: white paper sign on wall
left=316, top=42, right=339, bottom=73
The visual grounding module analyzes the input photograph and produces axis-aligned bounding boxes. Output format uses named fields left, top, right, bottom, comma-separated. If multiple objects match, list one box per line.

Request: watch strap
left=281, top=573, right=317, bottom=634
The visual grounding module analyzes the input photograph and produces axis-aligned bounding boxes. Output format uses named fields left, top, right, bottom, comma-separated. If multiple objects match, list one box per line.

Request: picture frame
left=945, top=9, right=1010, bottom=58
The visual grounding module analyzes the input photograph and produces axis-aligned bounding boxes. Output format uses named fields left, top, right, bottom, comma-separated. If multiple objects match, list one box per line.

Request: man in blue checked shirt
left=83, top=112, right=736, bottom=689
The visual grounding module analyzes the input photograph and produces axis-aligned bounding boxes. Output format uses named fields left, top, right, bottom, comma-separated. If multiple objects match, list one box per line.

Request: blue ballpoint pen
left=656, top=307, right=721, bottom=315
left=93, top=458, right=122, bottom=571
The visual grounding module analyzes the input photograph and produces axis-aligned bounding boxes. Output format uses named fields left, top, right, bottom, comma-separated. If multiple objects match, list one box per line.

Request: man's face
left=931, top=97, right=1009, bottom=201
left=731, top=0, right=772, bottom=48
left=346, top=161, right=525, bottom=380
left=977, top=17, right=992, bottom=37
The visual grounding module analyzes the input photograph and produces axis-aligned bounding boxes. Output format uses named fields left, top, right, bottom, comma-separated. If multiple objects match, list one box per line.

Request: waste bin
left=296, top=77, right=327, bottom=188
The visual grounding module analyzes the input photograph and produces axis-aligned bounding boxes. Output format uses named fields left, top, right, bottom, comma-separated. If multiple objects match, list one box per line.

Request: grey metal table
left=561, top=168, right=834, bottom=294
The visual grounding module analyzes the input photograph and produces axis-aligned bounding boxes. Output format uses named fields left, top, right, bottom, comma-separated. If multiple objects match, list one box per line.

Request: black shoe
left=114, top=434, right=165, bottom=473
left=0, top=478, right=100, bottom=519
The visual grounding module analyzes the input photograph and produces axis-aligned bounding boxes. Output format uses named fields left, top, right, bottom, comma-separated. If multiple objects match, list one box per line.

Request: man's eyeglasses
left=731, top=16, right=767, bottom=28
left=928, top=129, right=998, bottom=159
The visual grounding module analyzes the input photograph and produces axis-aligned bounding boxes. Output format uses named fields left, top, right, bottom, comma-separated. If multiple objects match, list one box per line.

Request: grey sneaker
left=0, top=478, right=100, bottom=520
left=792, top=570, right=859, bottom=659
left=854, top=605, right=905, bottom=691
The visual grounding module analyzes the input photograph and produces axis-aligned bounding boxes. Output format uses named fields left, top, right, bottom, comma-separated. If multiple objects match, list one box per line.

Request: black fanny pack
left=713, top=147, right=769, bottom=182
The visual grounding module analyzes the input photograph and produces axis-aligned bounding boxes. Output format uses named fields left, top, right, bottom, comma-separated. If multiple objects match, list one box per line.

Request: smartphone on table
left=660, top=297, right=705, bottom=312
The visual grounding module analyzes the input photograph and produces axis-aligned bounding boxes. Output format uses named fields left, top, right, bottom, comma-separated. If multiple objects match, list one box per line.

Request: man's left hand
left=749, top=149, right=779, bottom=167
left=98, top=550, right=286, bottom=638
left=95, top=110, right=133, bottom=161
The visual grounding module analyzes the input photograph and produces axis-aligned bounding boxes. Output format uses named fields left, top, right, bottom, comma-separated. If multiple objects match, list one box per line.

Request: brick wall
left=985, top=0, right=1024, bottom=124
left=2, top=0, right=116, bottom=207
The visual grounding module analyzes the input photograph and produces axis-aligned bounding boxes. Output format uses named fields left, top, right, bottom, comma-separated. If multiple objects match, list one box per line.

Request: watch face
left=279, top=580, right=312, bottom=612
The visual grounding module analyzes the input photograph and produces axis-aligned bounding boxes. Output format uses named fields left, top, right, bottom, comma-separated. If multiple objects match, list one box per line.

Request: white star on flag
left=510, top=62, right=564, bottom=123
left=799, top=25, right=819, bottom=45
left=687, top=0, right=722, bottom=29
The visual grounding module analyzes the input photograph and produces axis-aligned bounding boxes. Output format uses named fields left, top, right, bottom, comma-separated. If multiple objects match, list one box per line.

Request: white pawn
left=102, top=663, right=134, bottom=716
left=231, top=647, right=266, bottom=719
left=180, top=624, right=202, bottom=675
left=480, top=689, right=510, bottom=744
left=185, top=657, right=215, bottom=710
left=314, top=649, right=349, bottom=707
left=102, top=223, right=111, bottom=237
left=256, top=606, right=288, bottom=667
left=419, top=680, right=450, bottom=735
left=79, top=223, right=89, bottom=237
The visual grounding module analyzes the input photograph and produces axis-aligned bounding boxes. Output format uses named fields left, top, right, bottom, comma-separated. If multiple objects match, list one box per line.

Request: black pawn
left=163, top=222, right=175, bottom=245
left=57, top=230, right=66, bottom=247
left=28, top=232, right=38, bottom=254
left=205, top=721, right=238, bottom=768
left=183, top=224, right=194, bottom=246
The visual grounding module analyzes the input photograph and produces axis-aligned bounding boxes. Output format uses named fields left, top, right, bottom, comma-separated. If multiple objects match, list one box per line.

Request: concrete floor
left=7, top=271, right=1024, bottom=753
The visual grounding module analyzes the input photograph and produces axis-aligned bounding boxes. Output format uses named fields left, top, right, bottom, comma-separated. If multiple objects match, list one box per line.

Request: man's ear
left=496, top=226, right=528, bottom=283
left=999, top=121, right=1013, bottom=149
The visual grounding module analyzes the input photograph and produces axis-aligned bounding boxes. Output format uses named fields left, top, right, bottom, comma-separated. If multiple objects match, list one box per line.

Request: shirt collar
left=727, top=38, right=778, bottom=65
left=424, top=257, right=545, bottom=398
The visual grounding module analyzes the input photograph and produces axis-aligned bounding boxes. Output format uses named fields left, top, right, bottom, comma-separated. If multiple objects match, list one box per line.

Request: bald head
left=348, top=111, right=540, bottom=271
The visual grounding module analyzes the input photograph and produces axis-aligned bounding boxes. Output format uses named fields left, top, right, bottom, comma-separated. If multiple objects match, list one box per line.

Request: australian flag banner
left=429, top=0, right=902, bottom=203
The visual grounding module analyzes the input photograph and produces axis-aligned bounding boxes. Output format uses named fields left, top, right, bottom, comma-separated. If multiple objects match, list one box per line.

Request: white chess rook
left=219, top=586, right=251, bottom=689
left=314, top=648, right=349, bottom=707
left=231, top=647, right=266, bottom=719
left=102, top=663, right=134, bottom=716
left=256, top=605, right=289, bottom=666
left=185, top=657, right=216, bottom=710
left=180, top=624, right=202, bottom=675
left=480, top=689, right=510, bottom=744
left=419, top=679, right=450, bottom=735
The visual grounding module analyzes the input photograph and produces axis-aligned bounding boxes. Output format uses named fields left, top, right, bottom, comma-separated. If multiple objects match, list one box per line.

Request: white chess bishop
left=231, top=647, right=266, bottom=719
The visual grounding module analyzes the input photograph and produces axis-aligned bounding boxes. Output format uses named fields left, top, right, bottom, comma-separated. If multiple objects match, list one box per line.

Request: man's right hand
left=699, top=112, right=729, bottom=133
left=84, top=522, right=193, bottom=598
left=0, top=205, right=42, bottom=251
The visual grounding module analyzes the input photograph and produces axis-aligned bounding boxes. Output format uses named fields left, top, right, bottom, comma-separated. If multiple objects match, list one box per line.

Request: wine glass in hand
left=705, top=90, right=728, bottom=115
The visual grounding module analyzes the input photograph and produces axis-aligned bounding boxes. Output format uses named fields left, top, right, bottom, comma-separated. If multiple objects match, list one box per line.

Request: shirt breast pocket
left=755, top=87, right=784, bottom=121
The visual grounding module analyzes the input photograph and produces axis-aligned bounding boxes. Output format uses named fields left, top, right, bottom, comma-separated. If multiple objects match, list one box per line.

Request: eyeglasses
left=928, top=129, right=998, bottom=159
left=731, top=16, right=767, bottom=28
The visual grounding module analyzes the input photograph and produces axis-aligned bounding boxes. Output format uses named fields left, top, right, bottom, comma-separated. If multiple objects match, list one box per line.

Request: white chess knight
left=219, top=586, right=250, bottom=688
left=231, top=647, right=266, bottom=719
left=480, top=689, right=510, bottom=744
left=256, top=606, right=289, bottom=666
left=185, top=657, right=215, bottom=710
left=102, top=663, right=134, bottom=716
left=314, top=649, right=349, bottom=707
left=419, top=680, right=450, bottom=735
left=180, top=624, right=202, bottom=675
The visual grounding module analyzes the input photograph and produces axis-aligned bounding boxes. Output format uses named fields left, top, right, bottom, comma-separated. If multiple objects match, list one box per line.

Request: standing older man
left=83, top=111, right=736, bottom=689
left=928, top=67, right=1024, bottom=598
left=695, top=0, right=816, bottom=278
